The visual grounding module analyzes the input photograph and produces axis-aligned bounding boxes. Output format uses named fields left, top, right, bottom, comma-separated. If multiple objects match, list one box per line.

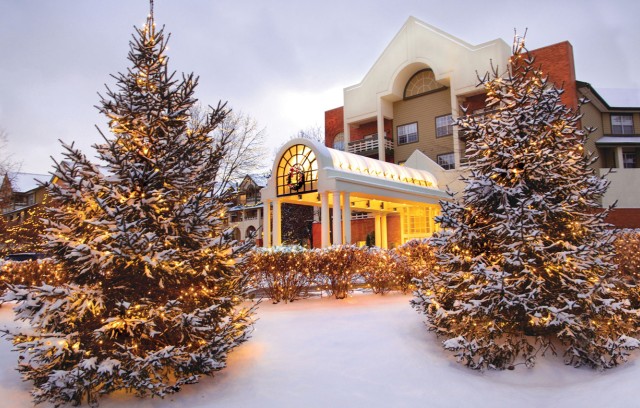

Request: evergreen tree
left=2, top=9, right=254, bottom=406
left=412, top=34, right=639, bottom=370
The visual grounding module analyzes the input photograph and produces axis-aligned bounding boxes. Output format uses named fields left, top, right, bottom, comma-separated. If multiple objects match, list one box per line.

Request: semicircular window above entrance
left=276, top=144, right=319, bottom=197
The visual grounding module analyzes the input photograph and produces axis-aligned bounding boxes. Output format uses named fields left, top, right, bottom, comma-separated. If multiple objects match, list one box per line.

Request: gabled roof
left=7, top=172, right=50, bottom=193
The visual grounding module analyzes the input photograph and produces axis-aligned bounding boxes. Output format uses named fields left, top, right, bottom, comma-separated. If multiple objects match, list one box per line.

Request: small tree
left=412, top=33, right=639, bottom=370
left=2, top=8, right=254, bottom=406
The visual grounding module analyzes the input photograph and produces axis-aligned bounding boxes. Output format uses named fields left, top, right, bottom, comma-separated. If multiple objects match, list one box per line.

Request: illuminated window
left=397, top=123, right=418, bottom=145
left=611, top=114, right=634, bottom=134
left=435, top=114, right=454, bottom=137
left=437, top=152, right=455, bottom=170
left=276, top=144, right=318, bottom=197
left=404, top=69, right=445, bottom=98
left=333, top=133, right=345, bottom=151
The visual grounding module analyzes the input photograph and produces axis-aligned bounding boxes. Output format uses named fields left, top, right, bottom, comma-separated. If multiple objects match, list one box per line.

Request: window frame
left=397, top=122, right=418, bottom=145
left=437, top=152, right=455, bottom=170
left=333, top=132, right=345, bottom=151
left=623, top=151, right=637, bottom=168
left=435, top=114, right=454, bottom=138
left=611, top=114, right=634, bottom=135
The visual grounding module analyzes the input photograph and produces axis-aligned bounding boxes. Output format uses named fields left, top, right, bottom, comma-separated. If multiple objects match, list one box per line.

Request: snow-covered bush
left=412, top=34, right=639, bottom=371
left=2, top=12, right=255, bottom=407
left=393, top=239, right=437, bottom=293
left=0, top=259, right=66, bottom=297
left=614, top=229, right=640, bottom=282
left=246, top=246, right=317, bottom=303
left=314, top=245, right=367, bottom=299
left=359, top=247, right=406, bottom=295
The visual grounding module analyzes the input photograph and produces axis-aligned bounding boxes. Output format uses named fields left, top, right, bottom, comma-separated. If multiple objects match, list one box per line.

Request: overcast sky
left=1, top=0, right=639, bottom=175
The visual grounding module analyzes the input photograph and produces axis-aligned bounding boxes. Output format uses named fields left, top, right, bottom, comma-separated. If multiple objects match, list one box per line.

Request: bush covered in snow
left=614, top=229, right=640, bottom=282
left=0, top=259, right=66, bottom=297
left=393, top=239, right=438, bottom=293
left=246, top=246, right=318, bottom=303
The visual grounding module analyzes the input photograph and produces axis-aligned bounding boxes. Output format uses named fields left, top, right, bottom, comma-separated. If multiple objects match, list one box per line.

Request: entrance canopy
left=261, top=138, right=449, bottom=248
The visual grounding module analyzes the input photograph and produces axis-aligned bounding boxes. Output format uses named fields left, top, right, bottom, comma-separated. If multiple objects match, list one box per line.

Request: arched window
left=333, top=133, right=345, bottom=151
left=404, top=69, right=445, bottom=99
left=231, top=227, right=241, bottom=242
left=246, top=225, right=257, bottom=240
left=276, top=144, right=319, bottom=197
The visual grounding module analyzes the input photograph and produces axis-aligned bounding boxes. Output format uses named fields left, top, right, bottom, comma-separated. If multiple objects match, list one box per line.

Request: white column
left=332, top=192, right=342, bottom=245
left=263, top=200, right=271, bottom=247
left=374, top=214, right=382, bottom=247
left=381, top=215, right=388, bottom=249
left=273, top=199, right=281, bottom=247
left=257, top=205, right=262, bottom=228
left=321, top=192, right=330, bottom=247
left=616, top=146, right=625, bottom=168
left=342, top=192, right=351, bottom=245
left=399, top=208, right=406, bottom=244
left=377, top=100, right=386, bottom=162
left=344, top=116, right=350, bottom=146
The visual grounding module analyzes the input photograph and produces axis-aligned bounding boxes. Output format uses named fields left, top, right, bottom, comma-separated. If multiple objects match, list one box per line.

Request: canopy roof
left=262, top=138, right=448, bottom=206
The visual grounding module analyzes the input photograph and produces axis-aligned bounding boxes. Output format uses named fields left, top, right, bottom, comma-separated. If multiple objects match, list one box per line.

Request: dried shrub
left=246, top=246, right=315, bottom=303
left=314, top=245, right=364, bottom=299
left=360, top=248, right=406, bottom=295
left=614, top=229, right=640, bottom=281
left=0, top=259, right=67, bottom=296
left=394, top=238, right=438, bottom=293
left=614, top=229, right=640, bottom=309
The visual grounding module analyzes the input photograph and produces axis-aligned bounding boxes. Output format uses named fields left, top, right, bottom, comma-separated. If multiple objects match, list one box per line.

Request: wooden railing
left=347, top=136, right=394, bottom=154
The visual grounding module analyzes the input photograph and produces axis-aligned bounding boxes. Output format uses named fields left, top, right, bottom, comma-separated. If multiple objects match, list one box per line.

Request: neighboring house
left=0, top=172, right=51, bottom=223
left=225, top=174, right=267, bottom=245
left=324, top=17, right=640, bottom=228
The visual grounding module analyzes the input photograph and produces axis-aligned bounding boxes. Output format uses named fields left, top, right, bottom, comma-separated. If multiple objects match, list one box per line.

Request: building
left=0, top=172, right=50, bottom=223
left=226, top=174, right=267, bottom=245
left=324, top=17, right=640, bottom=229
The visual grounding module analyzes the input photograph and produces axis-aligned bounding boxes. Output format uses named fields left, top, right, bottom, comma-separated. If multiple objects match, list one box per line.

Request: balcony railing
left=347, top=136, right=394, bottom=155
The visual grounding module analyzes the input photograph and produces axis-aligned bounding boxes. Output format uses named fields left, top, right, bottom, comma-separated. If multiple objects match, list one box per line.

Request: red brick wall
left=528, top=41, right=578, bottom=110
left=312, top=216, right=402, bottom=248
left=606, top=209, right=640, bottom=229
left=462, top=93, right=487, bottom=112
left=324, top=106, right=344, bottom=148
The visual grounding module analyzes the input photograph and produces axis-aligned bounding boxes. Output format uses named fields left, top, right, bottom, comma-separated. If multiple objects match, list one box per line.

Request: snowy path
left=0, top=294, right=636, bottom=407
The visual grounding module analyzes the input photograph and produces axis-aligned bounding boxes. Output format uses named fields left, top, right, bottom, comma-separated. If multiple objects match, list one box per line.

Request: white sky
left=1, top=0, right=639, bottom=175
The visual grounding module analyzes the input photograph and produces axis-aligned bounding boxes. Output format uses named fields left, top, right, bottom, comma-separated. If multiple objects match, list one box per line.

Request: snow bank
left=0, top=294, right=636, bottom=407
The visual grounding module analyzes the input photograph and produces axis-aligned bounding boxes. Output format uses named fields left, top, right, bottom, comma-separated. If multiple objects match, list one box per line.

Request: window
left=436, top=114, right=454, bottom=137
left=397, top=123, right=418, bottom=145
left=333, top=133, right=344, bottom=151
left=623, top=151, right=637, bottom=168
left=404, top=69, right=446, bottom=99
left=437, top=153, right=455, bottom=170
left=611, top=114, right=634, bottom=134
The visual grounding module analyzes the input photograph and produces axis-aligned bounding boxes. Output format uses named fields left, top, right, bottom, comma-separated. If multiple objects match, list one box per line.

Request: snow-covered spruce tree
left=412, top=34, right=639, bottom=370
left=2, top=11, right=254, bottom=407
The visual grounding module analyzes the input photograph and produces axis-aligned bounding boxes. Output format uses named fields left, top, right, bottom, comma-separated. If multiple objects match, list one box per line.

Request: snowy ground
left=0, top=293, right=637, bottom=408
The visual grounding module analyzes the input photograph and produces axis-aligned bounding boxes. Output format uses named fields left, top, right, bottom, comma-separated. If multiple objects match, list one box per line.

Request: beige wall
left=580, top=101, right=604, bottom=169
left=602, top=112, right=640, bottom=135
left=393, top=88, right=453, bottom=164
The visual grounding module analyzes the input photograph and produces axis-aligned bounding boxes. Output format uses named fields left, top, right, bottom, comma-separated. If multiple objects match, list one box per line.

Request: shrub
left=0, top=259, right=67, bottom=297
left=394, top=239, right=437, bottom=293
left=359, top=248, right=405, bottom=294
left=246, top=246, right=315, bottom=303
left=314, top=245, right=364, bottom=299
